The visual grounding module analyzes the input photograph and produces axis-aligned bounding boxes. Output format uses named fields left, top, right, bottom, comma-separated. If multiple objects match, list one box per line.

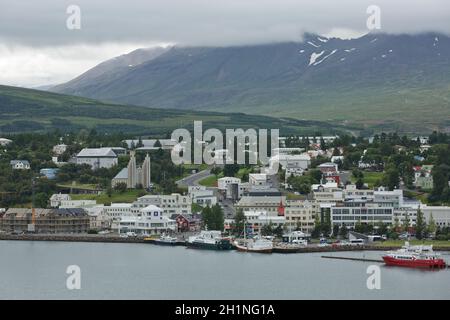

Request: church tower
left=142, top=153, right=151, bottom=189
left=127, top=150, right=137, bottom=188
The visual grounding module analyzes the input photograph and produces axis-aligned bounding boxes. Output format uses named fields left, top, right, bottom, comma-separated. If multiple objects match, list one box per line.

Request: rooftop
left=77, top=148, right=117, bottom=158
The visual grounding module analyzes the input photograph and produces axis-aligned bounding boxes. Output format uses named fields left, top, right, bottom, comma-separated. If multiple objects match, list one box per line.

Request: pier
left=321, top=255, right=384, bottom=263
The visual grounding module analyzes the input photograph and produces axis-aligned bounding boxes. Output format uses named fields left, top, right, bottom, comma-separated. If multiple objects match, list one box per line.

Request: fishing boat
left=186, top=230, right=233, bottom=250
left=234, top=238, right=273, bottom=253
left=154, top=234, right=178, bottom=246
left=382, top=242, right=446, bottom=269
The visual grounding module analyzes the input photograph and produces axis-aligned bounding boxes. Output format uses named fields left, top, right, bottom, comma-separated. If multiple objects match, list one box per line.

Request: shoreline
left=2, top=234, right=449, bottom=252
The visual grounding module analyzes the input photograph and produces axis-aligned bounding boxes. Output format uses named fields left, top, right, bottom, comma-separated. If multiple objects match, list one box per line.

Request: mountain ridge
left=50, top=32, right=450, bottom=133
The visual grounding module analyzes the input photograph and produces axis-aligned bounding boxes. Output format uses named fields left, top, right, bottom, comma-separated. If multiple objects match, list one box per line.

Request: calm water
left=0, top=241, right=449, bottom=300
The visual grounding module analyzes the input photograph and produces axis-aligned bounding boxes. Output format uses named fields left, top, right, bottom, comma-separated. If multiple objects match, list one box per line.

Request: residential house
left=171, top=213, right=202, bottom=232
left=10, top=160, right=30, bottom=170
left=413, top=165, right=434, bottom=189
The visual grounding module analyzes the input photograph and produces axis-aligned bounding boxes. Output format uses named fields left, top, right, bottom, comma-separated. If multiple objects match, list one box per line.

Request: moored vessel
left=382, top=242, right=446, bottom=269
left=234, top=238, right=273, bottom=253
left=186, top=230, right=233, bottom=250
left=153, top=234, right=178, bottom=246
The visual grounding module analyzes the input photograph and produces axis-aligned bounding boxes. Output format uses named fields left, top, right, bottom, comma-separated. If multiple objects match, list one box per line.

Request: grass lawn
left=199, top=174, right=221, bottom=187
left=374, top=240, right=450, bottom=247
left=351, top=171, right=384, bottom=188
left=57, top=182, right=100, bottom=190
left=71, top=189, right=146, bottom=204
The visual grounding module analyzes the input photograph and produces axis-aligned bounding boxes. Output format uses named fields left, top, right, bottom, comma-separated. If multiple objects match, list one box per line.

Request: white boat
left=234, top=238, right=273, bottom=253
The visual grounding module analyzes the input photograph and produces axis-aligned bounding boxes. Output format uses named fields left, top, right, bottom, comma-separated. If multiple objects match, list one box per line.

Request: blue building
left=40, top=168, right=60, bottom=180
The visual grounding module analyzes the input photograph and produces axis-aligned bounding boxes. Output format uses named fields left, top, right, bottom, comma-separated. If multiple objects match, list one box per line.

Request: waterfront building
left=330, top=201, right=394, bottom=228
left=422, top=206, right=450, bottom=228
left=76, top=148, right=118, bottom=169
left=284, top=200, right=318, bottom=233
left=236, top=190, right=285, bottom=216
left=0, top=208, right=89, bottom=233
left=118, top=205, right=176, bottom=235
left=244, top=210, right=286, bottom=235
left=170, top=213, right=202, bottom=232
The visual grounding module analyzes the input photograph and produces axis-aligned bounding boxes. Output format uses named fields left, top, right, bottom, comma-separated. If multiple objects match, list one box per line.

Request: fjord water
left=0, top=241, right=449, bottom=300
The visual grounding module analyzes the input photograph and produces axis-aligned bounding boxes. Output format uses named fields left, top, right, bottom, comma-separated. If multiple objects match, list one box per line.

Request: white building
left=188, top=186, right=217, bottom=207
left=331, top=202, right=394, bottom=228
left=52, top=144, right=68, bottom=156
left=10, top=160, right=30, bottom=170
left=132, top=194, right=191, bottom=217
left=123, top=139, right=177, bottom=151
left=226, top=181, right=249, bottom=201
left=312, top=183, right=343, bottom=203
left=271, top=154, right=311, bottom=171
left=244, top=210, right=286, bottom=235
left=59, top=199, right=97, bottom=209
left=236, top=194, right=286, bottom=216
left=118, top=205, right=176, bottom=235
left=76, top=148, right=118, bottom=169
left=0, top=138, right=12, bottom=146
left=218, top=177, right=241, bottom=191
left=249, top=173, right=267, bottom=187
left=50, top=193, right=72, bottom=208
left=422, top=206, right=450, bottom=228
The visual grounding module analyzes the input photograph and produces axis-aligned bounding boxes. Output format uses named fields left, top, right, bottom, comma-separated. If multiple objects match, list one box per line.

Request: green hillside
left=0, top=85, right=349, bottom=136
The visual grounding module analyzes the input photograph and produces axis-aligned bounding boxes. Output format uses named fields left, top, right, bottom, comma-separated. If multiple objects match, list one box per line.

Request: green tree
left=339, top=225, right=348, bottom=238
left=402, top=213, right=410, bottom=232
left=114, top=182, right=127, bottom=193
left=427, top=213, right=437, bottom=236
left=415, top=208, right=426, bottom=240
left=233, top=208, right=246, bottom=236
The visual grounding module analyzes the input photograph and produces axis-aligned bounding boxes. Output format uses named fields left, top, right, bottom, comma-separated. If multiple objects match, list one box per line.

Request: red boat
left=382, top=242, right=446, bottom=269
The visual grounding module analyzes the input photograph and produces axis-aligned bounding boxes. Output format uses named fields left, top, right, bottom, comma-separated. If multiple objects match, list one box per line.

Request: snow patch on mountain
left=308, top=41, right=320, bottom=48
left=317, top=37, right=328, bottom=43
left=312, top=49, right=338, bottom=66
left=309, top=51, right=325, bottom=65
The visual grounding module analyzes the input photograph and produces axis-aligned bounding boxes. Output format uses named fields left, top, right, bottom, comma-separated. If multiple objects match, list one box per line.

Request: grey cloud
left=0, top=0, right=449, bottom=47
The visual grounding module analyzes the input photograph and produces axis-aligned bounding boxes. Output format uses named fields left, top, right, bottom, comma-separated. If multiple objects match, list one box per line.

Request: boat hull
left=235, top=244, right=273, bottom=254
left=186, top=240, right=233, bottom=251
left=154, top=240, right=178, bottom=246
left=382, top=256, right=446, bottom=269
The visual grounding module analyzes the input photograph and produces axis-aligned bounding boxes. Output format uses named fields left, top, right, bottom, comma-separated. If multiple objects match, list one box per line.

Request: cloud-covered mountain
left=51, top=33, right=450, bottom=132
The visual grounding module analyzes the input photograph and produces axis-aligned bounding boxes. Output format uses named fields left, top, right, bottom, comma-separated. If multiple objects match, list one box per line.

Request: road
left=176, top=169, right=212, bottom=188
left=177, top=168, right=236, bottom=218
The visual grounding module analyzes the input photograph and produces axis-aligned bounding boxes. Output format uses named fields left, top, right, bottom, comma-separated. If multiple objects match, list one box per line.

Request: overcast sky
left=0, top=0, right=449, bottom=87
